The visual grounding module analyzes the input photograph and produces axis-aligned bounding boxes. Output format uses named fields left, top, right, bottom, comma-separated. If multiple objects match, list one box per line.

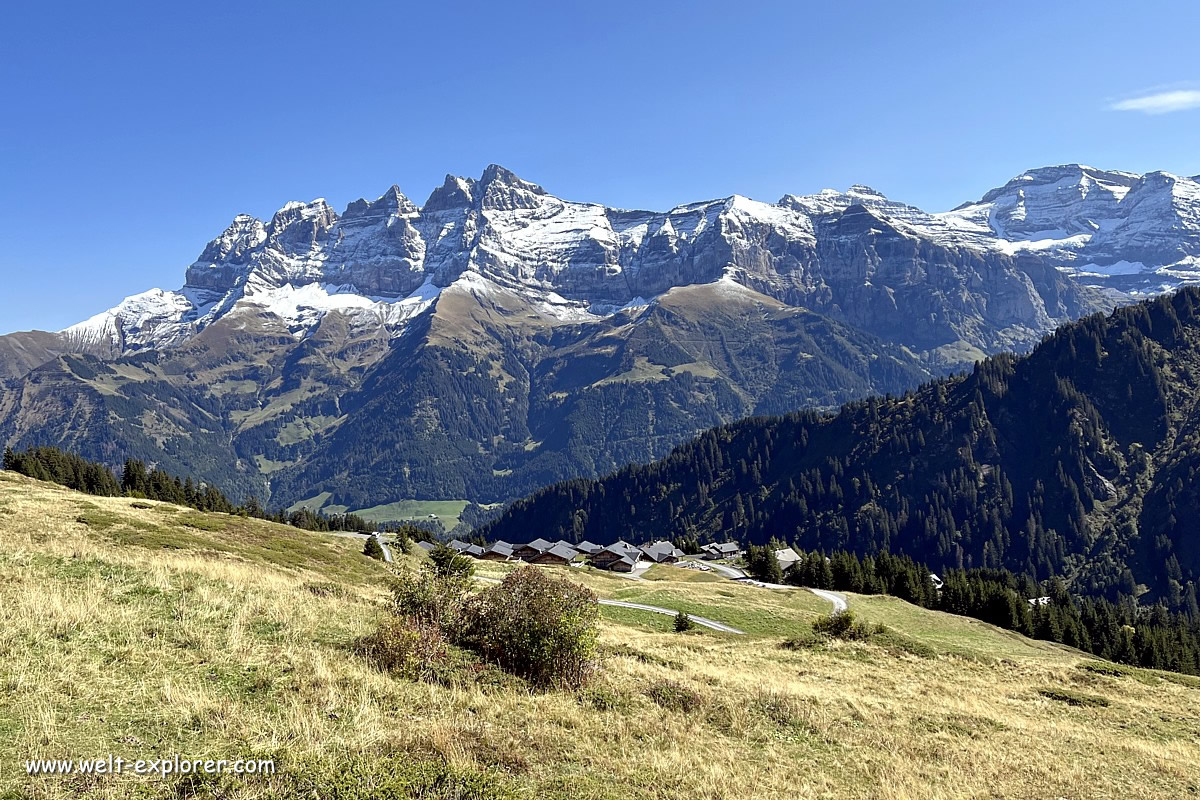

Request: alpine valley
left=4, top=164, right=1200, bottom=519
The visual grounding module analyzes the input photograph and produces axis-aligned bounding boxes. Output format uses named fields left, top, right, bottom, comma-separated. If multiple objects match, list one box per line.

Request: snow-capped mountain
left=5, top=162, right=1195, bottom=514
left=937, top=165, right=1200, bottom=290
left=58, top=163, right=1140, bottom=361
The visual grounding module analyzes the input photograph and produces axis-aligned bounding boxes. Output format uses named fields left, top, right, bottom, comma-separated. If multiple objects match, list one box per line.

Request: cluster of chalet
left=699, top=542, right=743, bottom=560
left=417, top=537, right=687, bottom=573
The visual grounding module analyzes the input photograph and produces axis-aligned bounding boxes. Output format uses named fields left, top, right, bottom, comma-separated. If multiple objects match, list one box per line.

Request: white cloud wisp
left=1110, top=89, right=1200, bottom=115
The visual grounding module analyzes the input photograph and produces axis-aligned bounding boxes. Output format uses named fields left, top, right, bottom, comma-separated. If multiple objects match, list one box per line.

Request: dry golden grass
left=1, top=471, right=1198, bottom=799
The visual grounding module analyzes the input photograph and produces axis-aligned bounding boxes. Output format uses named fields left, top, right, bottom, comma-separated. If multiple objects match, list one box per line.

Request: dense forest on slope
left=482, top=288, right=1200, bottom=609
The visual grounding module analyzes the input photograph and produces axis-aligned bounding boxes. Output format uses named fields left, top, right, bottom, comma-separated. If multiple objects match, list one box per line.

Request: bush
left=358, top=615, right=448, bottom=682
left=811, top=611, right=876, bottom=641
left=645, top=679, right=703, bottom=712
left=389, top=562, right=473, bottom=635
left=363, top=536, right=385, bottom=560
left=674, top=611, right=695, bottom=633
left=460, top=567, right=599, bottom=689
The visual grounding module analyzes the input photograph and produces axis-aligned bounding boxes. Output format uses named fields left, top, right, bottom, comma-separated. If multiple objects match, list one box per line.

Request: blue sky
left=2, top=0, right=1199, bottom=333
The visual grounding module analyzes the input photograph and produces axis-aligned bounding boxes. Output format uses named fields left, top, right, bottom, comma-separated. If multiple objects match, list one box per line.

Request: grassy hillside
left=2, top=472, right=1198, bottom=799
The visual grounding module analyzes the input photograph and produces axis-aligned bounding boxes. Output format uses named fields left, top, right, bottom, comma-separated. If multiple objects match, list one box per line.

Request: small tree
left=363, top=536, right=385, bottom=560
left=428, top=543, right=475, bottom=580
left=747, top=545, right=783, bottom=583
left=674, top=611, right=695, bottom=633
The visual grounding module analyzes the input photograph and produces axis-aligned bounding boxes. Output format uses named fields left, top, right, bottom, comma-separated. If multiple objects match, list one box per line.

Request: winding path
left=681, top=559, right=746, bottom=580
left=331, top=531, right=394, bottom=563
left=807, top=588, right=848, bottom=615
left=372, top=533, right=394, bottom=564
left=679, top=559, right=849, bottom=615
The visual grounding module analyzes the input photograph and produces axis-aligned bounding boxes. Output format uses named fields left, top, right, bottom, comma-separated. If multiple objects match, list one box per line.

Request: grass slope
left=2, top=472, right=1198, bottom=799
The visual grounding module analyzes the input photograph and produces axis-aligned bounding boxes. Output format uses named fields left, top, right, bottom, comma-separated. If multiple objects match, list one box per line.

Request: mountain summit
left=53, top=163, right=1141, bottom=363
left=2, top=164, right=1194, bottom=513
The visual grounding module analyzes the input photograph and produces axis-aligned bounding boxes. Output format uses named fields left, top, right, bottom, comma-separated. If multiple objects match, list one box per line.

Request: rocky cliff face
left=939, top=165, right=1200, bottom=291
left=6, top=162, right=1196, bottom=514
left=53, top=164, right=1118, bottom=369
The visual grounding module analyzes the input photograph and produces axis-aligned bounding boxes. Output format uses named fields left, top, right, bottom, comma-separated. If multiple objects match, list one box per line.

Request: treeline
left=2, top=446, right=372, bottom=533
left=758, top=545, right=1200, bottom=675
left=480, top=288, right=1200, bottom=611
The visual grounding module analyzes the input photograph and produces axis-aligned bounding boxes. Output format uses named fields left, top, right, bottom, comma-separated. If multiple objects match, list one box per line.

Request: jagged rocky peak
left=476, top=164, right=550, bottom=211
left=55, top=161, right=1200, bottom=363
left=185, top=214, right=267, bottom=290
left=423, top=174, right=477, bottom=212
left=846, top=184, right=887, bottom=198
left=827, top=202, right=898, bottom=233
left=265, top=199, right=338, bottom=248
left=342, top=185, right=419, bottom=221
left=420, top=164, right=550, bottom=212
left=195, top=214, right=266, bottom=265
left=1088, top=171, right=1200, bottom=265
left=777, top=183, right=915, bottom=220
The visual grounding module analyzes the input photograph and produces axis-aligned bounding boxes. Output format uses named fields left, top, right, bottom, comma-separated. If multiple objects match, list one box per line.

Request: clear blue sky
left=2, top=0, right=1198, bottom=334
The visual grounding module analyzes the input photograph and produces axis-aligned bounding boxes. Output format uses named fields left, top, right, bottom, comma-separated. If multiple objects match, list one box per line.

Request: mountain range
left=2, top=164, right=1198, bottom=516
left=483, top=288, right=1200, bottom=609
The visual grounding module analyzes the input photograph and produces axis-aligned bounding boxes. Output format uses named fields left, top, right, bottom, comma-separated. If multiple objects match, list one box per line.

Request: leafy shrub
left=674, top=611, right=695, bottom=632
left=1038, top=688, right=1110, bottom=708
left=460, top=567, right=599, bottom=689
left=811, top=611, right=877, bottom=641
left=358, top=615, right=448, bottom=682
left=390, top=562, right=474, bottom=635
left=645, top=679, right=703, bottom=712
left=363, top=536, right=385, bottom=560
